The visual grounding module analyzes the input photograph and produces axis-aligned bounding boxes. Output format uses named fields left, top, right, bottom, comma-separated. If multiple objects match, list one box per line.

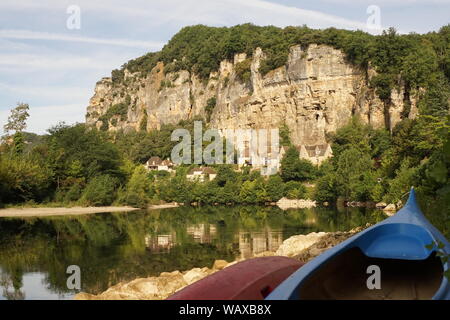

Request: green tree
left=46, top=124, right=123, bottom=189
left=3, top=103, right=30, bottom=137
left=80, top=175, right=119, bottom=206
left=297, top=159, right=318, bottom=181
left=280, top=147, right=317, bottom=182
left=280, top=147, right=300, bottom=181
left=266, top=175, right=285, bottom=201
left=215, top=165, right=237, bottom=187
left=385, top=160, right=419, bottom=203
left=2, top=103, right=30, bottom=155
left=279, top=123, right=291, bottom=147
left=120, top=166, right=151, bottom=208
left=239, top=180, right=257, bottom=204
left=335, top=147, right=375, bottom=201
left=284, top=181, right=306, bottom=199
left=0, top=155, right=52, bottom=203
left=220, top=180, right=240, bottom=204
left=402, top=41, right=438, bottom=89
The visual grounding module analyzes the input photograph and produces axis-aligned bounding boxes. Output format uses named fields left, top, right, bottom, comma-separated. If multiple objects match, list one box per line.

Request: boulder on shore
left=213, top=259, right=229, bottom=270
left=275, top=232, right=327, bottom=257
left=183, top=268, right=212, bottom=285
left=383, top=203, right=397, bottom=216
left=293, top=231, right=356, bottom=262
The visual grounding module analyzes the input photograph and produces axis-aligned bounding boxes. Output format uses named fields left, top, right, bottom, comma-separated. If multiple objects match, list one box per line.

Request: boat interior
left=297, top=247, right=444, bottom=300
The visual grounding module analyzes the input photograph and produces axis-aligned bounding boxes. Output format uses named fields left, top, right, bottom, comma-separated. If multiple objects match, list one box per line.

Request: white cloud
left=0, top=29, right=164, bottom=49
left=223, top=0, right=371, bottom=30
left=0, top=53, right=123, bottom=71
left=0, top=83, right=91, bottom=102
left=0, top=0, right=379, bottom=32
left=317, top=0, right=450, bottom=5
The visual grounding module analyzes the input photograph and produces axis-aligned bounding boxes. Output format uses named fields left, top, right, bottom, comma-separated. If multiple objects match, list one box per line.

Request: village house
left=144, top=156, right=175, bottom=172
left=186, top=167, right=217, bottom=182
left=297, top=144, right=333, bottom=166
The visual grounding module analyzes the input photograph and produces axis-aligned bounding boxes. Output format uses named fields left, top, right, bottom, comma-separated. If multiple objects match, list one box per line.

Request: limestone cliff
left=86, top=44, right=417, bottom=145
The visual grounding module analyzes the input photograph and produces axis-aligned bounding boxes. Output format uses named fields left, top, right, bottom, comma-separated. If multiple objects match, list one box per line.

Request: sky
left=0, top=0, right=449, bottom=135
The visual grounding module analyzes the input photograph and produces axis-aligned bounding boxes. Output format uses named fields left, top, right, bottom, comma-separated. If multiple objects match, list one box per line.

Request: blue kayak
left=267, top=188, right=450, bottom=300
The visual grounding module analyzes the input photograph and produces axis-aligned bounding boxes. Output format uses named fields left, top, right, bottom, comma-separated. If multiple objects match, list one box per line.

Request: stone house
left=186, top=167, right=217, bottom=182
left=297, top=144, right=333, bottom=166
left=145, top=156, right=175, bottom=172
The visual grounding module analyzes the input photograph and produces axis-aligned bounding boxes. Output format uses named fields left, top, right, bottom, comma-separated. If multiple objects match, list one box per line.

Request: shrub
left=205, top=97, right=217, bottom=122
left=235, top=58, right=252, bottom=83
left=0, top=155, right=52, bottom=203
left=121, top=166, right=151, bottom=208
left=64, top=184, right=84, bottom=202
left=80, top=175, right=119, bottom=206
left=284, top=181, right=306, bottom=199
left=266, top=175, right=285, bottom=201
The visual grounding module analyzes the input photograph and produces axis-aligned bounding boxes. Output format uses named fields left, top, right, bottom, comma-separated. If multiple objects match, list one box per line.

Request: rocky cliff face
left=86, top=44, right=417, bottom=145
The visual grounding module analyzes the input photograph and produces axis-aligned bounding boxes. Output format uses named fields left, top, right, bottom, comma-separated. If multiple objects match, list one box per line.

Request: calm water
left=0, top=205, right=385, bottom=300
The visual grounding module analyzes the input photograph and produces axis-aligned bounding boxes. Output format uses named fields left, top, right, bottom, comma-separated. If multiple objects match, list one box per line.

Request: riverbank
left=0, top=203, right=180, bottom=218
left=75, top=224, right=370, bottom=300
left=0, top=206, right=140, bottom=218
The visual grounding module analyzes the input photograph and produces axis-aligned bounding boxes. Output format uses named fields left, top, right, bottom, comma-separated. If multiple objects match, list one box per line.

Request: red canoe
left=168, top=256, right=303, bottom=300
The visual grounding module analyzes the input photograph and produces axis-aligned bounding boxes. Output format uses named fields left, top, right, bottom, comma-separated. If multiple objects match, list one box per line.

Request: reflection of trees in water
left=0, top=206, right=382, bottom=297
left=0, top=269, right=25, bottom=300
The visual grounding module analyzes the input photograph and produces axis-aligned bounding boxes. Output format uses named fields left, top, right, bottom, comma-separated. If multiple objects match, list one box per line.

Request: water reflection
left=145, top=233, right=177, bottom=252
left=0, top=205, right=384, bottom=299
left=238, top=229, right=284, bottom=259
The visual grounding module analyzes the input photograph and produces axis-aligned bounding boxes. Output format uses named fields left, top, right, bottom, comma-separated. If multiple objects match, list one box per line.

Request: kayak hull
left=267, top=189, right=450, bottom=300
left=168, top=256, right=303, bottom=300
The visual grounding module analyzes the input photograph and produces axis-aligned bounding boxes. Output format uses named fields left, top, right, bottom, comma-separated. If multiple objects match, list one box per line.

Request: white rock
left=383, top=203, right=397, bottom=216
left=183, top=268, right=210, bottom=285
left=275, top=232, right=327, bottom=257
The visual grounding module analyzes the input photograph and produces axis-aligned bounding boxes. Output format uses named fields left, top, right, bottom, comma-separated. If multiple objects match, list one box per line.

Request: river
left=0, top=205, right=385, bottom=300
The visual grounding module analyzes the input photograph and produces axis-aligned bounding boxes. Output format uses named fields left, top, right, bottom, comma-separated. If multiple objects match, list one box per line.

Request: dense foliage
left=314, top=115, right=450, bottom=238
left=113, top=24, right=450, bottom=107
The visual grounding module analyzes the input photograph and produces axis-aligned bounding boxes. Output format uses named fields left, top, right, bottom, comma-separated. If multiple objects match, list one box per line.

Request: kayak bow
left=267, top=188, right=450, bottom=300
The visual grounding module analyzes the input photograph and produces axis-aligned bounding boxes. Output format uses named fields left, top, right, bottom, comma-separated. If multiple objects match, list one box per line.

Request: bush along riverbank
left=74, top=225, right=370, bottom=300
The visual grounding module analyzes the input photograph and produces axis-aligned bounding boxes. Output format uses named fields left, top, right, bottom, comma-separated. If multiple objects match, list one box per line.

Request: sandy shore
left=0, top=202, right=180, bottom=218
left=0, top=206, right=140, bottom=218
